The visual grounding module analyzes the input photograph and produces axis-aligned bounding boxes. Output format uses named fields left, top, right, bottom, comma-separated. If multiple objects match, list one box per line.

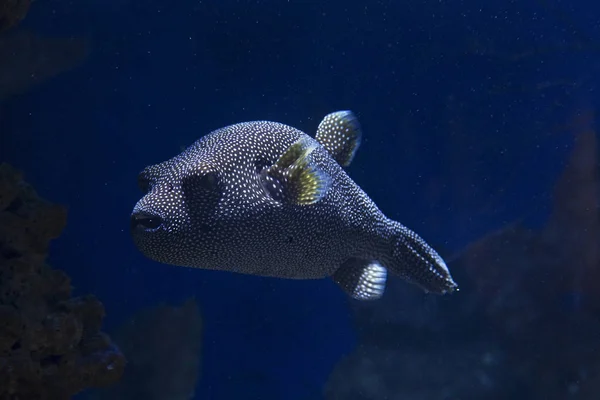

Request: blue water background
left=1, top=0, right=598, bottom=398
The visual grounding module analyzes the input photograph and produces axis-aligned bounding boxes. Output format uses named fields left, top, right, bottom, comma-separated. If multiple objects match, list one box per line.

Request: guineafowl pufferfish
left=130, top=111, right=458, bottom=300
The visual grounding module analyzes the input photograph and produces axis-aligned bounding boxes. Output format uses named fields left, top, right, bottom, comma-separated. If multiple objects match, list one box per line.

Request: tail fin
left=389, top=222, right=458, bottom=294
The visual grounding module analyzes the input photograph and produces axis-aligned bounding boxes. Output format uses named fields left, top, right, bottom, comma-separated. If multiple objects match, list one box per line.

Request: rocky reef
left=0, top=0, right=90, bottom=103
left=0, top=0, right=31, bottom=32
left=325, top=110, right=600, bottom=399
left=0, top=31, right=90, bottom=102
left=0, top=163, right=125, bottom=399
left=89, top=298, right=203, bottom=400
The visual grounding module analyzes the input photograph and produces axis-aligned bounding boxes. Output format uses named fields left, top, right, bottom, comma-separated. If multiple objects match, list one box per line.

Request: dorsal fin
left=315, top=110, right=362, bottom=167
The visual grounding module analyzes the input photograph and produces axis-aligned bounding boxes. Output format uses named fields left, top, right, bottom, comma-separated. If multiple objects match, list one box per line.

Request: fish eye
left=254, top=157, right=271, bottom=174
left=184, top=171, right=219, bottom=193
left=199, top=172, right=218, bottom=191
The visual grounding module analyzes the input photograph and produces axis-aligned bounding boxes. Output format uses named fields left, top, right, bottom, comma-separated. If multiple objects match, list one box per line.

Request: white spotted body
left=131, top=111, right=458, bottom=300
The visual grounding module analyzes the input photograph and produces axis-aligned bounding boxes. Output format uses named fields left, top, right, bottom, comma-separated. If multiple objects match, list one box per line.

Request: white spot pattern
left=131, top=117, right=458, bottom=296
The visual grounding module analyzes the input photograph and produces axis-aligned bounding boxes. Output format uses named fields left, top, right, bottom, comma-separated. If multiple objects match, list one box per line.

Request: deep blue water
left=1, top=0, right=599, bottom=399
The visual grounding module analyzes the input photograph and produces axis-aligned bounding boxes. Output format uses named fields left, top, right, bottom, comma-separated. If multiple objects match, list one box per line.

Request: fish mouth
left=130, top=211, right=163, bottom=233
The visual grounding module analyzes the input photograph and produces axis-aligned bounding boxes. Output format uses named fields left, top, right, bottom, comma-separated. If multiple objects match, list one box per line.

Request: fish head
left=129, top=121, right=304, bottom=267
left=130, top=150, right=226, bottom=266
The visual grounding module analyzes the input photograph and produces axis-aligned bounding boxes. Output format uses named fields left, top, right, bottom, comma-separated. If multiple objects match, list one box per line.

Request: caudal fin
left=389, top=222, right=458, bottom=294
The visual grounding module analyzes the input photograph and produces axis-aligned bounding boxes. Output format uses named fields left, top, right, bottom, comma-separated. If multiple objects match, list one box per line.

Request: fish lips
left=130, top=211, right=164, bottom=233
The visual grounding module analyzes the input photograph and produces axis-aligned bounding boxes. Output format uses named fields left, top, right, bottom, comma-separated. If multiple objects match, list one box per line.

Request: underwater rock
left=0, top=0, right=90, bottom=102
left=430, top=110, right=600, bottom=398
left=89, top=298, right=203, bottom=400
left=458, top=110, right=600, bottom=337
left=0, top=162, right=125, bottom=399
left=0, top=0, right=31, bottom=32
left=326, top=109, right=600, bottom=399
left=325, top=340, right=506, bottom=400
left=0, top=31, right=90, bottom=102
left=544, top=109, right=600, bottom=308
left=347, top=275, right=473, bottom=346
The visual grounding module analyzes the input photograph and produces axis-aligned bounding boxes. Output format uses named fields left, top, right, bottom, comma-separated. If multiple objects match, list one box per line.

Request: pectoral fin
left=260, top=137, right=330, bottom=205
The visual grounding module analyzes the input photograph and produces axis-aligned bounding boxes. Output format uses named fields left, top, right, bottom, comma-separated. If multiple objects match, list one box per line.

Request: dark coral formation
left=0, top=163, right=125, bottom=399
left=0, top=31, right=90, bottom=102
left=326, top=340, right=506, bottom=400
left=325, top=110, right=600, bottom=399
left=0, top=0, right=90, bottom=103
left=0, top=0, right=31, bottom=32
left=89, top=298, right=203, bottom=400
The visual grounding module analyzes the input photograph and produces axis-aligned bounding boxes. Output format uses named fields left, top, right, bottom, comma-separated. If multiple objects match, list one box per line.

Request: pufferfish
left=130, top=111, right=458, bottom=300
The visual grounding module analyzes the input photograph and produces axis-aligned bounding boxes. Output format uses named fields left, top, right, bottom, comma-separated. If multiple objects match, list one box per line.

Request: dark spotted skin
left=131, top=120, right=458, bottom=295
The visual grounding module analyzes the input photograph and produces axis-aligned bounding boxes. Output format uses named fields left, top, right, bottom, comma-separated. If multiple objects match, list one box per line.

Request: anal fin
left=315, top=110, right=362, bottom=167
left=333, top=259, right=387, bottom=301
